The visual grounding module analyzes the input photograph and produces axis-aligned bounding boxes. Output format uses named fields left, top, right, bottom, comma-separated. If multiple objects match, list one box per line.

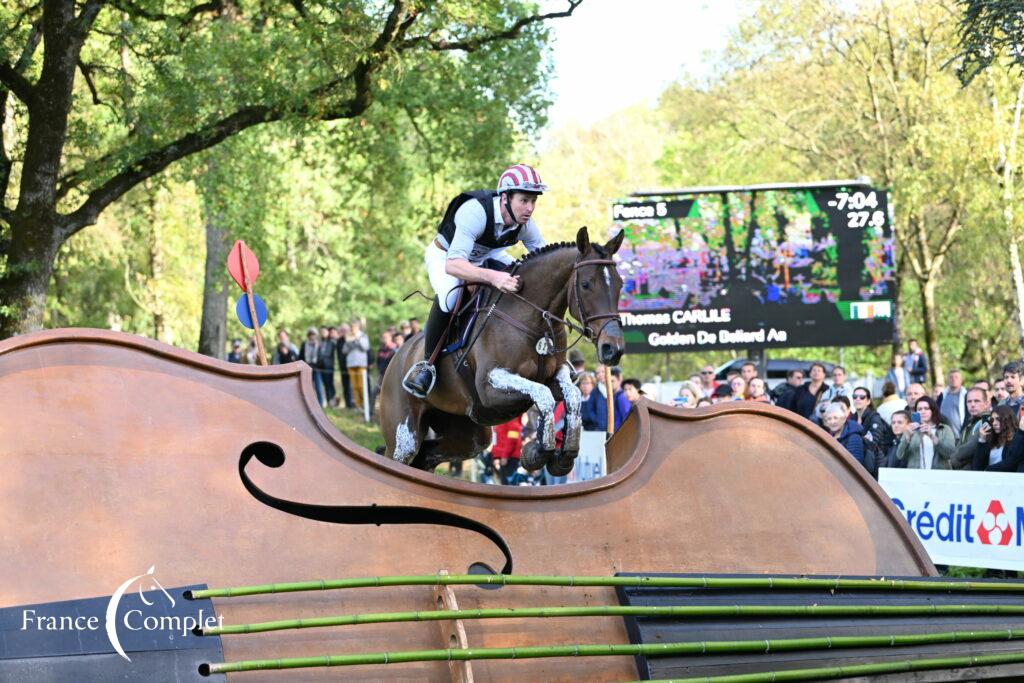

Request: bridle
left=493, top=253, right=621, bottom=349
left=567, top=257, right=621, bottom=342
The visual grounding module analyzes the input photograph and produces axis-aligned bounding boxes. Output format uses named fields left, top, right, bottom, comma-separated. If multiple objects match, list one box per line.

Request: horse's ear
left=605, top=229, right=625, bottom=255
left=576, top=227, right=591, bottom=254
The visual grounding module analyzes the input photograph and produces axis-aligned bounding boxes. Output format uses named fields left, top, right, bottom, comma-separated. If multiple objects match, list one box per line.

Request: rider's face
left=508, top=192, right=538, bottom=224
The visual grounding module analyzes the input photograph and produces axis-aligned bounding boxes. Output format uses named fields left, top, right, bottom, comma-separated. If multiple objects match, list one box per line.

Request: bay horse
left=380, top=227, right=626, bottom=475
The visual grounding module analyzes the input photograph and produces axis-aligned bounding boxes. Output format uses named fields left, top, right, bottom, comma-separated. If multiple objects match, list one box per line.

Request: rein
left=497, top=257, right=620, bottom=350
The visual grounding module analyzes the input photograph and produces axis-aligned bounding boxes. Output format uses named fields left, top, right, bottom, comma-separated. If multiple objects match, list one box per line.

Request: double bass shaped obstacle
left=1, top=329, right=955, bottom=681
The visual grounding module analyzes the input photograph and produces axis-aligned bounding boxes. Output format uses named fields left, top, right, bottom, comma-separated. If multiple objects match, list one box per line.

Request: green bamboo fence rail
left=185, top=574, right=1024, bottom=601
left=646, top=650, right=1024, bottom=682
left=198, top=603, right=1024, bottom=637
left=200, top=628, right=1024, bottom=675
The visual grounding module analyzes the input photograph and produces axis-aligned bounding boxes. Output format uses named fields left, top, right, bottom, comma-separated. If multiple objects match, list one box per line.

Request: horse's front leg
left=548, top=364, right=582, bottom=476
left=487, top=367, right=556, bottom=470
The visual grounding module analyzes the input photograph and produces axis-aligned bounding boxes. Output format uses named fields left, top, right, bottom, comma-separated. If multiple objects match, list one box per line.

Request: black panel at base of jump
left=615, top=573, right=1024, bottom=682
left=0, top=584, right=224, bottom=682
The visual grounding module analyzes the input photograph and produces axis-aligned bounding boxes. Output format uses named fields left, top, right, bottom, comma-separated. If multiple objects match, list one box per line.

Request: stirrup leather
left=402, top=360, right=437, bottom=399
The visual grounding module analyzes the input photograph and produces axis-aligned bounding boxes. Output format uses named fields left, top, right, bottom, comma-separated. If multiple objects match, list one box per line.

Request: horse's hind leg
left=382, top=393, right=429, bottom=466
left=417, top=414, right=492, bottom=472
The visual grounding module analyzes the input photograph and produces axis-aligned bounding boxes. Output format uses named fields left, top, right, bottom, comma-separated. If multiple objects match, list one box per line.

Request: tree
left=956, top=0, right=1024, bottom=357
left=957, top=0, right=1024, bottom=85
left=0, top=0, right=582, bottom=339
left=659, top=0, right=992, bottom=385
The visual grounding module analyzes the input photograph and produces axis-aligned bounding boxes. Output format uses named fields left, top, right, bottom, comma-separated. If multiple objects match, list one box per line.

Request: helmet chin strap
left=502, top=192, right=517, bottom=226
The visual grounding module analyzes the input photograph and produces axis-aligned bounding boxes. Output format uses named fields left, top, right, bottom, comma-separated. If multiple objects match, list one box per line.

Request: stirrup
left=402, top=360, right=437, bottom=399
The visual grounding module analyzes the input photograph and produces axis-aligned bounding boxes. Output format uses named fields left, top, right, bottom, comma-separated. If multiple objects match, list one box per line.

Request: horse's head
left=570, top=226, right=626, bottom=366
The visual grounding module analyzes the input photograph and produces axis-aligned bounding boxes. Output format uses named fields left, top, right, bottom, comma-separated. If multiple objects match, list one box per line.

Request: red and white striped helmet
left=497, top=164, right=547, bottom=194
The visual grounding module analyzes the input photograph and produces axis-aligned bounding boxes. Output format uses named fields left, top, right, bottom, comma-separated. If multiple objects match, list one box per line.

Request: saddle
left=438, top=260, right=507, bottom=359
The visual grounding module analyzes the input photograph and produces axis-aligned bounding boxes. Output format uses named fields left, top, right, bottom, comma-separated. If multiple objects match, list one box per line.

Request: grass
left=321, top=404, right=473, bottom=480
left=322, top=405, right=386, bottom=453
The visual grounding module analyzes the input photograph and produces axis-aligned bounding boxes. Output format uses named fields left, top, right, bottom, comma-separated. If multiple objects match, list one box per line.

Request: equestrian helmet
left=497, top=164, right=547, bottom=195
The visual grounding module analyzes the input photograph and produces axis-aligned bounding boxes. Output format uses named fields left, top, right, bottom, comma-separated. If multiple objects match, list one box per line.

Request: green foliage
left=646, top=0, right=1012, bottom=381
left=48, top=181, right=205, bottom=345
left=956, top=0, right=1024, bottom=85
left=0, top=0, right=569, bottom=346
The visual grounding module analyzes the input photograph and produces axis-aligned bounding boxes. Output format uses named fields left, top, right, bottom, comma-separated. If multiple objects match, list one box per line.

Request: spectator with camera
left=895, top=395, right=955, bottom=469
left=675, top=380, right=700, bottom=408
left=950, top=387, right=993, bottom=469
left=971, top=404, right=1022, bottom=471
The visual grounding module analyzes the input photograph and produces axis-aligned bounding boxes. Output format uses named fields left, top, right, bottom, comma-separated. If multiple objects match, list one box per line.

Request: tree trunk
left=995, top=78, right=1024, bottom=357
left=150, top=218, right=167, bottom=343
left=920, top=277, right=942, bottom=387
left=1010, top=236, right=1024, bottom=355
left=0, top=219, right=61, bottom=338
left=197, top=199, right=230, bottom=359
left=891, top=267, right=903, bottom=358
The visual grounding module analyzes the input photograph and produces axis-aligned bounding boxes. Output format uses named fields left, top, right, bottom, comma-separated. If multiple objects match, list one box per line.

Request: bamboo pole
left=185, top=573, right=1024, bottom=601
left=650, top=651, right=1024, bottom=682
left=202, top=629, right=1024, bottom=675
left=198, top=603, right=1024, bottom=637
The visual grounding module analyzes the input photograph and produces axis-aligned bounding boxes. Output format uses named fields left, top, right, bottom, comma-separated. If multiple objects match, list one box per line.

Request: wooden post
left=605, top=369, right=614, bottom=437
left=362, top=367, right=370, bottom=423
left=237, top=242, right=268, bottom=366
left=432, top=570, right=474, bottom=683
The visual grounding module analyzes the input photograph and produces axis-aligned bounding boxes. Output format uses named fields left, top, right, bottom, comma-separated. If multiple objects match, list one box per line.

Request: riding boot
left=402, top=298, right=451, bottom=397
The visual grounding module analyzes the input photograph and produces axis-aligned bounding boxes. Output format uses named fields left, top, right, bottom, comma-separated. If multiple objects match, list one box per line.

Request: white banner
left=878, top=468, right=1024, bottom=570
left=567, top=431, right=607, bottom=483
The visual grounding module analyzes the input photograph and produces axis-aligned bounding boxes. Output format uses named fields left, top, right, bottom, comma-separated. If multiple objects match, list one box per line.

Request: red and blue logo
left=976, top=500, right=1014, bottom=546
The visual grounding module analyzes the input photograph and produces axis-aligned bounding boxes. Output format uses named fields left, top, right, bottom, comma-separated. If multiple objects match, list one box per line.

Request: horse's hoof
left=546, top=455, right=575, bottom=477
left=520, top=441, right=552, bottom=471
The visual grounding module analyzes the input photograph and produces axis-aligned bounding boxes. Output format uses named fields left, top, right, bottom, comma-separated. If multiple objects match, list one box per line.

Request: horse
left=380, top=227, right=626, bottom=476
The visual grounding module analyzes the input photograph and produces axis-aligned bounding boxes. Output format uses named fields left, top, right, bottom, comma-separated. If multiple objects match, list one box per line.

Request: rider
left=402, top=164, right=548, bottom=397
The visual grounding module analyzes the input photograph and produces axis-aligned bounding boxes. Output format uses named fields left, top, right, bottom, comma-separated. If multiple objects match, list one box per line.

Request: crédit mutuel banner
left=878, top=468, right=1024, bottom=570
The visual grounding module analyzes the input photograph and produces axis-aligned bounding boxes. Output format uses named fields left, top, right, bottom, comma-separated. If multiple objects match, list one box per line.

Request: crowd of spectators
left=230, top=328, right=1024, bottom=483
left=227, top=317, right=421, bottom=411
left=671, top=341, right=1024, bottom=477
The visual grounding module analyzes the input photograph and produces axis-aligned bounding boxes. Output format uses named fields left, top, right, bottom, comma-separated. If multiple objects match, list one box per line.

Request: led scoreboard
left=610, top=181, right=896, bottom=353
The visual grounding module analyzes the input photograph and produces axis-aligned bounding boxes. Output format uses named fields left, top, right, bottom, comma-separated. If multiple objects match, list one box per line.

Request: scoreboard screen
left=610, top=183, right=896, bottom=353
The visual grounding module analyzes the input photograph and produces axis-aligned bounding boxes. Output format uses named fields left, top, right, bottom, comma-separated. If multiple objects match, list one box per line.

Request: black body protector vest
left=438, top=190, right=524, bottom=250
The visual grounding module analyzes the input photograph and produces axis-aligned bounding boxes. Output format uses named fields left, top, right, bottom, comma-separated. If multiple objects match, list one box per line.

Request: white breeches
left=424, top=242, right=463, bottom=312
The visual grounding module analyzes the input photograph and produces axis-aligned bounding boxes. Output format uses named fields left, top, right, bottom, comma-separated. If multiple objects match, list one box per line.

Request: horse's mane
left=516, top=239, right=606, bottom=268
